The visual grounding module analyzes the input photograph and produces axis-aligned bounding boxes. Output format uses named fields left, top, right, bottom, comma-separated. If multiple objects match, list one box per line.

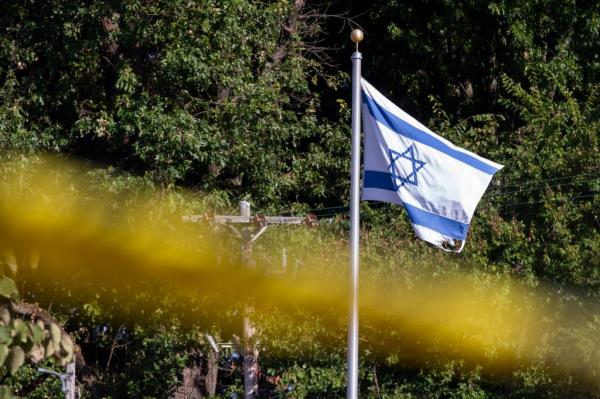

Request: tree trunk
left=205, top=349, right=218, bottom=397
left=172, top=365, right=204, bottom=399
left=243, top=306, right=259, bottom=399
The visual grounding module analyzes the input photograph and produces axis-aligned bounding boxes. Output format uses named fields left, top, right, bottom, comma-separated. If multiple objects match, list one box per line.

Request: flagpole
left=348, top=28, right=363, bottom=399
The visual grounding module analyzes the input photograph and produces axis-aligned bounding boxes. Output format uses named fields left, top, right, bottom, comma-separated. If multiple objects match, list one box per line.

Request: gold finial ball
left=350, top=29, right=364, bottom=43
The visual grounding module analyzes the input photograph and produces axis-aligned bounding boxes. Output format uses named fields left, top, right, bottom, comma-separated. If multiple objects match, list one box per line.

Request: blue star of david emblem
left=388, top=144, right=427, bottom=190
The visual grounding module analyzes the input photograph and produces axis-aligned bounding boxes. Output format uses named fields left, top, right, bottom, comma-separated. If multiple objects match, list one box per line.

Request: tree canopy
left=0, top=0, right=599, bottom=397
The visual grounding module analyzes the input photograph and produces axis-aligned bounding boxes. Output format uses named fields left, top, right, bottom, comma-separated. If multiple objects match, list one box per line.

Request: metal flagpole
left=347, top=28, right=364, bottom=399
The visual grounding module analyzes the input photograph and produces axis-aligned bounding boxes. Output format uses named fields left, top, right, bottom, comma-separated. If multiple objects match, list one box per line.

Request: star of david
left=387, top=144, right=427, bottom=190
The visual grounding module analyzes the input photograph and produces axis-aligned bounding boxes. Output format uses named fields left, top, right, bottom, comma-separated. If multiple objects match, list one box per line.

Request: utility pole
left=239, top=201, right=259, bottom=399
left=38, top=361, right=76, bottom=399
left=184, top=201, right=316, bottom=399
left=65, top=362, right=76, bottom=399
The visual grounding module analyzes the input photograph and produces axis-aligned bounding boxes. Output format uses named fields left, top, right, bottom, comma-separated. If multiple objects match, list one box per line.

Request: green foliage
left=0, top=0, right=349, bottom=205
left=122, top=323, right=192, bottom=398
left=278, top=362, right=346, bottom=398
left=0, top=278, right=17, bottom=301
left=0, top=274, right=73, bottom=397
left=341, top=0, right=600, bottom=293
left=1, top=0, right=600, bottom=397
left=3, top=361, right=64, bottom=399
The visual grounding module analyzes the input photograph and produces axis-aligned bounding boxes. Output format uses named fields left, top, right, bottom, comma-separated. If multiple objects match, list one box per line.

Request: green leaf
left=44, top=339, right=55, bottom=357
left=0, top=345, right=8, bottom=366
left=49, top=323, right=61, bottom=347
left=7, top=346, right=24, bottom=374
left=0, top=308, right=10, bottom=325
left=0, top=385, right=19, bottom=399
left=0, top=327, right=10, bottom=345
left=29, top=324, right=43, bottom=343
left=0, top=278, right=17, bottom=300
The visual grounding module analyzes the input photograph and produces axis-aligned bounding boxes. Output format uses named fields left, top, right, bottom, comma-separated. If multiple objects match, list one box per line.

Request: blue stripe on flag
left=363, top=170, right=395, bottom=191
left=403, top=202, right=469, bottom=240
left=363, top=170, right=469, bottom=240
left=362, top=93, right=500, bottom=175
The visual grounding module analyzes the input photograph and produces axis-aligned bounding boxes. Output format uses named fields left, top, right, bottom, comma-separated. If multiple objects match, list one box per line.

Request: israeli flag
left=361, top=79, right=503, bottom=252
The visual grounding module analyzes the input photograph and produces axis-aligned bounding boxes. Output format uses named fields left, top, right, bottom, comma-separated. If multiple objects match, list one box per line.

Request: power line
left=488, top=176, right=600, bottom=198
left=488, top=171, right=600, bottom=192
left=263, top=173, right=600, bottom=219
left=501, top=191, right=600, bottom=208
left=309, top=191, right=599, bottom=219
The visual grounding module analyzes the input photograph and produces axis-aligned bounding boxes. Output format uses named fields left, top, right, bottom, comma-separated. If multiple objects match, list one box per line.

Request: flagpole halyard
left=348, top=28, right=363, bottom=399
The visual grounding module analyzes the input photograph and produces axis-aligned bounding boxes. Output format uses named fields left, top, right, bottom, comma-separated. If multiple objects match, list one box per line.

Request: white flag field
left=361, top=79, right=504, bottom=252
